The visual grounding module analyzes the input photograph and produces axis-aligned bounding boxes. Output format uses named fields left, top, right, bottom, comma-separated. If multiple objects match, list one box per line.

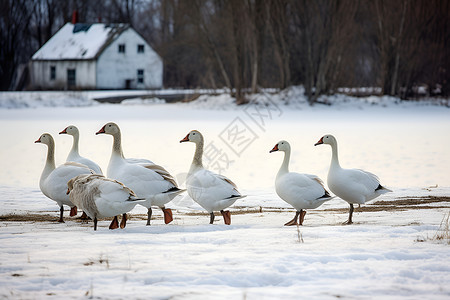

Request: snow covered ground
left=0, top=88, right=450, bottom=299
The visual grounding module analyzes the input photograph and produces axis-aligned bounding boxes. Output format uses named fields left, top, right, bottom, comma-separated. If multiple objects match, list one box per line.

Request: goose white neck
left=69, top=132, right=80, bottom=158
left=41, top=139, right=56, bottom=181
left=329, top=141, right=341, bottom=169
left=277, top=149, right=290, bottom=179
left=111, top=131, right=125, bottom=160
left=189, top=139, right=204, bottom=175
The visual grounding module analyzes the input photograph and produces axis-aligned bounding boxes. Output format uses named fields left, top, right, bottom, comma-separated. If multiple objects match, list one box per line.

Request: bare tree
left=289, top=0, right=359, bottom=104
left=373, top=0, right=449, bottom=98
left=1, top=0, right=447, bottom=97
left=0, top=0, right=34, bottom=90
left=266, top=0, right=290, bottom=90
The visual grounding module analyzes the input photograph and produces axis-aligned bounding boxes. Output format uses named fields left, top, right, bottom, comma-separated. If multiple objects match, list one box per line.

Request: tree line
left=1, top=0, right=448, bottom=104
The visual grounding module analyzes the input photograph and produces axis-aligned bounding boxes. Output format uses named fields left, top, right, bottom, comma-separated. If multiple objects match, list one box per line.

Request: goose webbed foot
left=109, top=216, right=119, bottom=230
left=284, top=210, right=301, bottom=226
left=161, top=207, right=173, bottom=224
left=79, top=212, right=91, bottom=220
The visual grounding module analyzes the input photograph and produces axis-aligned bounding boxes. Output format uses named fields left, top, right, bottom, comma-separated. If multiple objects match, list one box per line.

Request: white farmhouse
left=30, top=22, right=163, bottom=90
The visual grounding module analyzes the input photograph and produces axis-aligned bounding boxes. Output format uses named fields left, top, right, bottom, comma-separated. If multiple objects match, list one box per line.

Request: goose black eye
left=193, top=133, right=196, bottom=135
left=108, top=125, right=112, bottom=127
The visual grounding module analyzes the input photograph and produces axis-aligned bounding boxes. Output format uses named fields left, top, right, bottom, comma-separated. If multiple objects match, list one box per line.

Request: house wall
left=31, top=60, right=96, bottom=89
left=96, top=28, right=163, bottom=89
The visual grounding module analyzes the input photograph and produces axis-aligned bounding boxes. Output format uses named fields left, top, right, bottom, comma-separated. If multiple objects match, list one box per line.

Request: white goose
left=35, top=133, right=93, bottom=222
left=96, top=122, right=184, bottom=225
left=59, top=125, right=103, bottom=174
left=315, top=134, right=392, bottom=224
left=270, top=140, right=333, bottom=226
left=180, top=130, right=245, bottom=225
left=67, top=174, right=145, bottom=230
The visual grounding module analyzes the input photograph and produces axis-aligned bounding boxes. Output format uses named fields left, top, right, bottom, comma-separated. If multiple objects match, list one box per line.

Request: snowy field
left=1, top=88, right=450, bottom=299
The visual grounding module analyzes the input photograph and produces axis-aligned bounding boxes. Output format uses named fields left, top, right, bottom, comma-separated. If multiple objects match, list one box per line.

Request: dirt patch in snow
left=322, top=196, right=450, bottom=213
left=1, top=196, right=449, bottom=222
left=0, top=213, right=154, bottom=223
left=0, top=213, right=59, bottom=222
left=373, top=196, right=450, bottom=206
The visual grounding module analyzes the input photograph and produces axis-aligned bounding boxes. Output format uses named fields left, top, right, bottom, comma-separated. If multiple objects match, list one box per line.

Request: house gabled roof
left=32, top=23, right=129, bottom=60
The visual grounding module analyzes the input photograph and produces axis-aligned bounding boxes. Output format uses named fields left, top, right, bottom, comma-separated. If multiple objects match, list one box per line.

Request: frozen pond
left=1, top=97, right=450, bottom=299
left=0, top=102, right=449, bottom=190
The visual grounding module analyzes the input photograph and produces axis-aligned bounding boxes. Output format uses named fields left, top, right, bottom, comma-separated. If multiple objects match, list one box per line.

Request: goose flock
left=35, top=123, right=391, bottom=230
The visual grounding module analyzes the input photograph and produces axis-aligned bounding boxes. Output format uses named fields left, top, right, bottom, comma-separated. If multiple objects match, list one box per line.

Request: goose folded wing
left=278, top=173, right=327, bottom=202
left=142, top=163, right=178, bottom=187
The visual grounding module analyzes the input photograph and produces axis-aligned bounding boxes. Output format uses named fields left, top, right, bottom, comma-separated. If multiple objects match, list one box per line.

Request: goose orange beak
left=269, top=144, right=279, bottom=153
left=314, top=137, right=324, bottom=146
left=96, top=126, right=106, bottom=135
left=34, top=138, right=41, bottom=143
left=59, top=127, right=68, bottom=134
left=180, top=134, right=189, bottom=143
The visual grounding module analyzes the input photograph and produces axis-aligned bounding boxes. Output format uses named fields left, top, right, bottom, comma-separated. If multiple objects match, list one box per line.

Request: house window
left=118, top=44, right=126, bottom=53
left=137, top=69, right=144, bottom=84
left=50, top=66, right=56, bottom=80
left=137, top=44, right=144, bottom=53
left=67, top=69, right=76, bottom=87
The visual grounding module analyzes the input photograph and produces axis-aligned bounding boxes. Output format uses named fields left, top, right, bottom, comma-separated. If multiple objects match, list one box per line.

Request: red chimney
left=72, top=10, right=78, bottom=24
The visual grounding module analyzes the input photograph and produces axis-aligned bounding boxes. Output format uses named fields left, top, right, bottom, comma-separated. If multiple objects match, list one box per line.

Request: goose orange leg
left=220, top=210, right=231, bottom=225
left=69, top=206, right=77, bottom=217
left=299, top=210, right=307, bottom=225
left=161, top=207, right=173, bottom=224
left=120, top=213, right=127, bottom=229
left=109, top=216, right=119, bottom=230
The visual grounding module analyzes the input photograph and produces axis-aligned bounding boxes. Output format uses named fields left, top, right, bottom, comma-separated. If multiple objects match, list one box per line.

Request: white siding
left=96, top=28, right=163, bottom=89
left=31, top=60, right=96, bottom=89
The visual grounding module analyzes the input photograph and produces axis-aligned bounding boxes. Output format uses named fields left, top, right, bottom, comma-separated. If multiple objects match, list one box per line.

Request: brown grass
left=322, top=196, right=450, bottom=213
left=433, top=212, right=450, bottom=244
left=373, top=196, right=450, bottom=206
left=1, top=196, right=449, bottom=223
left=0, top=213, right=58, bottom=222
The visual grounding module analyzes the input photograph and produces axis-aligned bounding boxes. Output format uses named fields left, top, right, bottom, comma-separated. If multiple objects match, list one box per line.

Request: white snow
left=121, top=97, right=165, bottom=105
left=0, top=91, right=97, bottom=109
left=32, top=23, right=128, bottom=60
left=0, top=88, right=450, bottom=299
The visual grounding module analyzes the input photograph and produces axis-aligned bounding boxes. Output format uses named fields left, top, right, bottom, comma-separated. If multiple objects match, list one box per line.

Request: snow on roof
left=32, top=23, right=128, bottom=60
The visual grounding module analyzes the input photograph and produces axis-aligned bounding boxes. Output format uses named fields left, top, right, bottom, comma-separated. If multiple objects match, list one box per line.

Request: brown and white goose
left=67, top=174, right=145, bottom=230
left=96, top=122, right=184, bottom=225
